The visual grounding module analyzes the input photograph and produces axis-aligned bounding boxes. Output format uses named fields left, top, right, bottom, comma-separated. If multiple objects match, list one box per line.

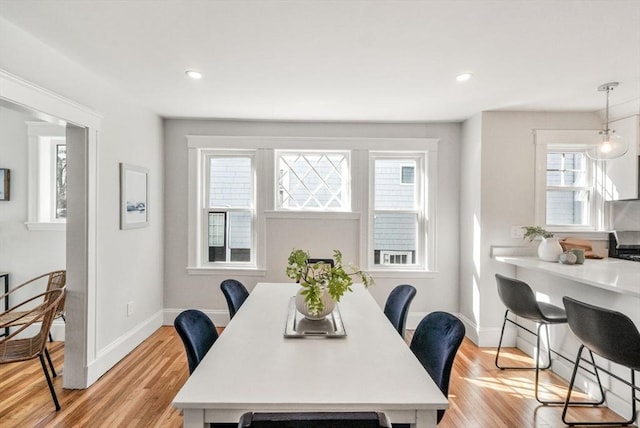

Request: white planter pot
left=295, top=287, right=336, bottom=320
left=538, top=237, right=563, bottom=262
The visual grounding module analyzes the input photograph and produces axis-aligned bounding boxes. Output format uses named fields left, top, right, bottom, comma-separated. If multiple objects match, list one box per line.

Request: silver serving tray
left=284, top=297, right=347, bottom=338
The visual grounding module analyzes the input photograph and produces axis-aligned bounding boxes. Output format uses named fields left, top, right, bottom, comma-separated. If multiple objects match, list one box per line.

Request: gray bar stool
left=562, top=297, right=640, bottom=426
left=494, top=274, right=599, bottom=405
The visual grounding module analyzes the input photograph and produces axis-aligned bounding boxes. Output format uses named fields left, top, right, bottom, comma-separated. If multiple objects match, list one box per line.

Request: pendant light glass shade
left=586, top=82, right=629, bottom=161
left=586, top=129, right=628, bottom=160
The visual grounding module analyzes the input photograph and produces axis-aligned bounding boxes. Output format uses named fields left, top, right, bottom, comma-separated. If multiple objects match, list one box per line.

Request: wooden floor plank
left=0, top=327, right=635, bottom=427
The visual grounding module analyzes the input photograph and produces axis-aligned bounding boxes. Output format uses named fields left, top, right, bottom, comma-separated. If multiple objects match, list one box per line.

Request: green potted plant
left=521, top=226, right=562, bottom=262
left=521, top=226, right=554, bottom=241
left=286, top=249, right=374, bottom=319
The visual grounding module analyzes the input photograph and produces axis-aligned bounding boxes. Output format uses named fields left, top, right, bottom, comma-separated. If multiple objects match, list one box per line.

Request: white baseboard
left=164, top=308, right=230, bottom=327
left=50, top=319, right=66, bottom=341
left=497, top=327, right=638, bottom=425
left=405, top=312, right=425, bottom=330
left=456, top=313, right=508, bottom=347
left=85, top=310, right=163, bottom=386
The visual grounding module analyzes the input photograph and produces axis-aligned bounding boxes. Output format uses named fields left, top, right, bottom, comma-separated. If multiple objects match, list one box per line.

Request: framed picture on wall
left=0, top=169, right=10, bottom=201
left=120, top=163, right=149, bottom=229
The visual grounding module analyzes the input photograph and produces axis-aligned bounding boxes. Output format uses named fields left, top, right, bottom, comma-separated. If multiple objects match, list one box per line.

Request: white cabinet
left=605, top=114, right=639, bottom=200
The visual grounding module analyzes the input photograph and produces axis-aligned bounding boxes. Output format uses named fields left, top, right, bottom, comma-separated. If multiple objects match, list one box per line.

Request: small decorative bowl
left=559, top=251, right=578, bottom=265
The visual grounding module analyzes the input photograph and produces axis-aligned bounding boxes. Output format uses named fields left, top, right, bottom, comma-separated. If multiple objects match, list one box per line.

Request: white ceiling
left=1, top=0, right=639, bottom=122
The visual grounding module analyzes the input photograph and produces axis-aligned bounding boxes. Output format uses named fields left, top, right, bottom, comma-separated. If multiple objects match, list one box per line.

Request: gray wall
left=460, top=111, right=602, bottom=345
left=163, top=119, right=461, bottom=324
left=1, top=15, right=164, bottom=384
left=0, top=105, right=66, bottom=332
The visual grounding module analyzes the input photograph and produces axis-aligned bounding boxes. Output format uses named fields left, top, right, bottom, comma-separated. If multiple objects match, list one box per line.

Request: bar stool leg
left=495, top=310, right=510, bottom=369
left=535, top=323, right=567, bottom=405
left=561, top=345, right=626, bottom=426
left=495, top=311, right=551, bottom=371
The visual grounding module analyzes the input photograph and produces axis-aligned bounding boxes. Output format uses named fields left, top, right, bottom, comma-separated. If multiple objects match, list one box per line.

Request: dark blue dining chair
left=307, top=258, right=335, bottom=267
left=408, top=311, right=465, bottom=425
left=238, top=411, right=392, bottom=427
left=383, top=284, right=416, bottom=338
left=174, top=309, right=219, bottom=375
left=220, top=279, right=250, bottom=320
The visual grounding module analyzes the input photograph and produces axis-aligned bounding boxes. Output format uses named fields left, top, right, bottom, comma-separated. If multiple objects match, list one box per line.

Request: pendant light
left=586, top=82, right=629, bottom=160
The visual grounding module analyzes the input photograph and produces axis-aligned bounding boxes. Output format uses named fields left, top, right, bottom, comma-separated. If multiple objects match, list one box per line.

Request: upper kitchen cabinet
left=605, top=115, right=639, bottom=201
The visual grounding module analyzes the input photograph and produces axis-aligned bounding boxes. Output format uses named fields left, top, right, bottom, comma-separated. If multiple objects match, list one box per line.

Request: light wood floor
left=0, top=327, right=635, bottom=428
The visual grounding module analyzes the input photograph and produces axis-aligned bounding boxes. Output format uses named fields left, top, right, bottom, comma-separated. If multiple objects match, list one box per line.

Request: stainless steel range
left=606, top=198, right=640, bottom=262
left=608, top=231, right=640, bottom=262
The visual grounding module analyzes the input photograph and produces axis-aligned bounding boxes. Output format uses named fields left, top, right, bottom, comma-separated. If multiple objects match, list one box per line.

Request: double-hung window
left=371, top=153, right=428, bottom=269
left=204, top=152, right=255, bottom=265
left=545, top=150, right=593, bottom=227
left=187, top=136, right=437, bottom=274
left=534, top=130, right=600, bottom=231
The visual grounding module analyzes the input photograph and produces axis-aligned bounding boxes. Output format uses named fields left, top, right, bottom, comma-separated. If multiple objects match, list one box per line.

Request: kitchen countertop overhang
left=495, top=256, right=640, bottom=297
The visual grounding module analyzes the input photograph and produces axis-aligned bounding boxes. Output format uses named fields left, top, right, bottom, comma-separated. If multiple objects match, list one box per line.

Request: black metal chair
left=408, top=311, right=465, bottom=425
left=494, top=273, right=585, bottom=405
left=562, top=296, right=640, bottom=426
left=238, top=411, right=391, bottom=427
left=383, top=284, right=416, bottom=338
left=174, top=309, right=219, bottom=375
left=220, top=279, right=250, bottom=320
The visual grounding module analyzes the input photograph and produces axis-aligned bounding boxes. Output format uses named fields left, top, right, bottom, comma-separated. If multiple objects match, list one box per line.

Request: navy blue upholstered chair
left=238, top=411, right=391, bottom=427
left=220, top=279, right=250, bottom=320
left=383, top=284, right=416, bottom=338
left=174, top=309, right=219, bottom=375
left=562, top=297, right=640, bottom=426
left=307, top=258, right=335, bottom=267
left=409, top=312, right=465, bottom=425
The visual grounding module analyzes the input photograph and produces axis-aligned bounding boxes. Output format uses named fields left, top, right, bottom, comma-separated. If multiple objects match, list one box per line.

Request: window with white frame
left=371, top=154, right=427, bottom=268
left=276, top=151, right=350, bottom=211
left=187, top=136, right=438, bottom=274
left=534, top=130, right=601, bottom=231
left=545, top=150, right=593, bottom=226
left=204, top=153, right=255, bottom=264
left=26, top=122, right=67, bottom=230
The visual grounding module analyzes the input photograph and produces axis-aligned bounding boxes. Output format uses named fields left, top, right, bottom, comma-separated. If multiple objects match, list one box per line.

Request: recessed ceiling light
left=185, top=70, right=203, bottom=80
left=456, top=73, right=473, bottom=82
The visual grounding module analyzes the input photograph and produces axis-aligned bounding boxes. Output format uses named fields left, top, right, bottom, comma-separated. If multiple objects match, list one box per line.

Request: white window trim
left=187, top=135, right=438, bottom=274
left=534, top=130, right=605, bottom=232
left=188, top=148, right=259, bottom=270
left=203, top=152, right=256, bottom=268
left=367, top=150, right=437, bottom=272
left=275, top=150, right=351, bottom=212
left=25, top=121, right=66, bottom=231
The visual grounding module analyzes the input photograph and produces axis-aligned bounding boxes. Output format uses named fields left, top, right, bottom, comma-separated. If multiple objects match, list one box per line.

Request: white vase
left=295, top=287, right=336, bottom=320
left=538, top=237, right=563, bottom=262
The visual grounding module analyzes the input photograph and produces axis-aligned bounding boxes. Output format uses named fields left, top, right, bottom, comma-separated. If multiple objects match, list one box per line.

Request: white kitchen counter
left=495, top=256, right=640, bottom=297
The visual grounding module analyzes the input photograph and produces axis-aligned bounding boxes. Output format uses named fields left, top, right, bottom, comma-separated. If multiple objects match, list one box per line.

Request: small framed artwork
left=120, top=163, right=149, bottom=229
left=0, top=169, right=10, bottom=201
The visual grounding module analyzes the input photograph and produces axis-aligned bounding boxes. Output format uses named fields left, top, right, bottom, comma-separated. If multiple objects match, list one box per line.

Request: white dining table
left=172, top=282, right=448, bottom=428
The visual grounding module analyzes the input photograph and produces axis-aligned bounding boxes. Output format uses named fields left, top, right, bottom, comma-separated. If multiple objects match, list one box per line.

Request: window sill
left=367, top=269, right=438, bottom=279
left=25, top=222, right=66, bottom=231
left=544, top=230, right=610, bottom=241
left=186, top=266, right=267, bottom=276
left=265, top=211, right=360, bottom=220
